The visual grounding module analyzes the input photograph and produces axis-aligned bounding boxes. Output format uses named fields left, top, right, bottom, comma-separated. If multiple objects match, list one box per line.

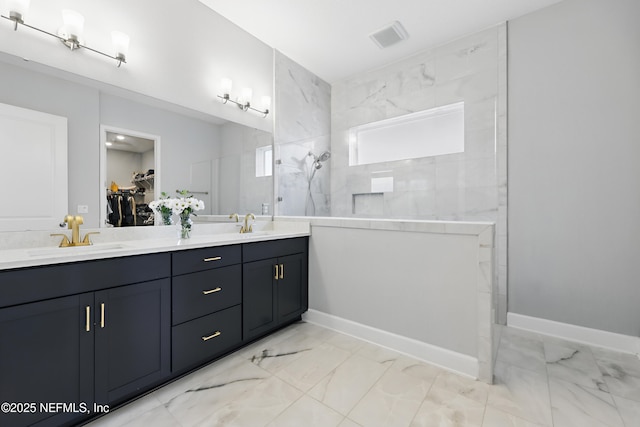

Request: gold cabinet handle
left=100, top=303, right=105, bottom=328
left=274, top=264, right=279, bottom=280
left=280, top=263, right=284, bottom=279
left=202, top=331, right=221, bottom=341
left=202, top=287, right=222, bottom=295
left=203, top=256, right=222, bottom=262
left=85, top=306, right=91, bottom=332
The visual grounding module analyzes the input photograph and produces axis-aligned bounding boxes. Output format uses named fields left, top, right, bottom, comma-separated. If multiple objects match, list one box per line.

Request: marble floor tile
left=190, top=376, right=302, bottom=427
left=308, top=353, right=389, bottom=415
left=591, top=346, right=640, bottom=378
left=601, top=371, right=640, bottom=402
left=548, top=377, right=624, bottom=427
left=267, top=395, right=343, bottom=427
left=482, top=406, right=546, bottom=427
left=84, top=393, right=165, bottom=427
left=390, top=354, right=445, bottom=386
left=84, top=323, right=639, bottom=427
left=496, top=328, right=546, bottom=374
left=324, top=331, right=367, bottom=353
left=543, top=341, right=608, bottom=392
left=409, top=386, right=485, bottom=427
left=161, top=360, right=271, bottom=426
left=612, top=394, right=640, bottom=427
left=431, top=370, right=490, bottom=405
left=339, top=418, right=364, bottom=427
left=116, top=404, right=181, bottom=427
left=488, top=361, right=553, bottom=426
left=151, top=354, right=255, bottom=404
left=276, top=343, right=351, bottom=392
left=348, top=367, right=431, bottom=427
left=355, top=341, right=404, bottom=366
left=591, top=346, right=640, bottom=402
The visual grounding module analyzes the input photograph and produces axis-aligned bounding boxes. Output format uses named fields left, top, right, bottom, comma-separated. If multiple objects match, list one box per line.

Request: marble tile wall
left=218, top=122, right=273, bottom=215
left=274, top=51, right=332, bottom=217
left=330, top=24, right=507, bottom=325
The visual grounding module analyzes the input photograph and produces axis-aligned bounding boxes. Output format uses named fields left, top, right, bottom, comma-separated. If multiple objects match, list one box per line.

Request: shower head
left=308, top=151, right=331, bottom=163
left=314, top=162, right=323, bottom=170
left=317, top=151, right=331, bottom=162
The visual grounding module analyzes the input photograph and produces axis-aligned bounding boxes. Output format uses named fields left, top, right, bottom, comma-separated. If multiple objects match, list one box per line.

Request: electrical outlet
left=77, top=205, right=89, bottom=214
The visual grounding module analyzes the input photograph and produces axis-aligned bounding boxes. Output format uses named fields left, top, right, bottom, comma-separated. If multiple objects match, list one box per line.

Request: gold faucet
left=240, top=213, right=255, bottom=234
left=51, top=215, right=100, bottom=247
left=229, top=213, right=239, bottom=222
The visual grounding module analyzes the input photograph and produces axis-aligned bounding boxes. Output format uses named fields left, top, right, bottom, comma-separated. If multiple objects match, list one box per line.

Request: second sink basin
left=28, top=243, right=130, bottom=257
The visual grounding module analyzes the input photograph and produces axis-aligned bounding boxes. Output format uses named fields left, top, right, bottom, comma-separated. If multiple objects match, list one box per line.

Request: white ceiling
left=199, top=0, right=563, bottom=83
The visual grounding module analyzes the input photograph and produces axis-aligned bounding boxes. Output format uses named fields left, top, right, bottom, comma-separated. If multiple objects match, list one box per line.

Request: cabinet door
left=94, top=279, right=170, bottom=406
left=0, top=294, right=94, bottom=427
left=243, top=258, right=277, bottom=340
left=277, top=253, right=307, bottom=322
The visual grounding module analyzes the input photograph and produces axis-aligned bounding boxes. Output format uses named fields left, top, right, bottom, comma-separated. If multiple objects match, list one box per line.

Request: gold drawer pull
left=202, top=287, right=222, bottom=295
left=203, top=256, right=222, bottom=262
left=202, top=331, right=221, bottom=341
left=85, top=306, right=91, bottom=332
left=274, top=264, right=279, bottom=280
left=100, top=303, right=105, bottom=328
left=280, top=263, right=284, bottom=279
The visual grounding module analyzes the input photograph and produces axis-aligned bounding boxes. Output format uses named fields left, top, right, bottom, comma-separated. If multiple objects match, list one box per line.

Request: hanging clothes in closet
left=107, top=190, right=137, bottom=227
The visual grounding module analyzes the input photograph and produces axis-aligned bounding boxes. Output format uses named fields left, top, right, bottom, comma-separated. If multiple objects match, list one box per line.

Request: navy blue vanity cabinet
left=242, top=237, right=309, bottom=341
left=94, top=278, right=171, bottom=406
left=0, top=253, right=171, bottom=427
left=171, top=245, right=243, bottom=373
left=0, top=293, right=94, bottom=427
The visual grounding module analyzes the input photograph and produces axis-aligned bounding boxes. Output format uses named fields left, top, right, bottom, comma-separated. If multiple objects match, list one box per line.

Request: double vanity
left=0, top=220, right=309, bottom=427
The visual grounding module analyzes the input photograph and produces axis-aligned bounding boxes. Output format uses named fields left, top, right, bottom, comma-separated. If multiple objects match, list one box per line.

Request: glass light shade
left=111, top=31, right=130, bottom=57
left=261, top=96, right=271, bottom=110
left=61, top=9, right=84, bottom=38
left=220, top=78, right=232, bottom=95
left=241, top=87, right=253, bottom=105
left=6, top=0, right=30, bottom=17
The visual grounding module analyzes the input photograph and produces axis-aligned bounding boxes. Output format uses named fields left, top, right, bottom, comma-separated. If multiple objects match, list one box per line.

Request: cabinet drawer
left=172, top=244, right=241, bottom=276
left=172, top=305, right=241, bottom=372
left=242, top=237, right=308, bottom=263
left=0, top=253, right=171, bottom=308
left=172, top=265, right=241, bottom=325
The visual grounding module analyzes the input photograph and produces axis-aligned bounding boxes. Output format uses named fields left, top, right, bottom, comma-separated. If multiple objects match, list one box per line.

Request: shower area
left=273, top=24, right=507, bottom=322
left=275, top=138, right=332, bottom=217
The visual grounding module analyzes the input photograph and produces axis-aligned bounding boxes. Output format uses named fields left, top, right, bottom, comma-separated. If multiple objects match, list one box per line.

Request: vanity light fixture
left=217, top=78, right=271, bottom=117
left=1, top=1, right=130, bottom=67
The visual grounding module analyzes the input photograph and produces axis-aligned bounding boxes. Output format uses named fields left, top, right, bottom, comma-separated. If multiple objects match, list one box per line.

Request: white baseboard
left=507, top=312, right=640, bottom=355
left=303, top=309, right=479, bottom=379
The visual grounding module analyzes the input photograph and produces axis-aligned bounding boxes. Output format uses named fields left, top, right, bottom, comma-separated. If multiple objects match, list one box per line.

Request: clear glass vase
left=161, top=211, right=173, bottom=226
left=179, top=212, right=192, bottom=239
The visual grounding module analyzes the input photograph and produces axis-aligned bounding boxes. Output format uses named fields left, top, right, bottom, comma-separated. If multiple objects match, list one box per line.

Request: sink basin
left=27, top=243, right=129, bottom=257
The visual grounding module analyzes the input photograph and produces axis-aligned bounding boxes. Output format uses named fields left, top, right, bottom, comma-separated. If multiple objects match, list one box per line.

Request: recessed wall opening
left=348, top=101, right=465, bottom=166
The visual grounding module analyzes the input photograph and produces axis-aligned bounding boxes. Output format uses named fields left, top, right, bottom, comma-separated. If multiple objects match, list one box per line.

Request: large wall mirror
left=0, top=53, right=274, bottom=231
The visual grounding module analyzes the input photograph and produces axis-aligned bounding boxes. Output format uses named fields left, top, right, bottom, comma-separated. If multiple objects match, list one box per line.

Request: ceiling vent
left=369, top=21, right=409, bottom=49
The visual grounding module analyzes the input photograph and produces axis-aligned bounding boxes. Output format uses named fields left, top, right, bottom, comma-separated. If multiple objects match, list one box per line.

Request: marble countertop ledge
left=274, top=216, right=494, bottom=236
left=0, top=220, right=310, bottom=271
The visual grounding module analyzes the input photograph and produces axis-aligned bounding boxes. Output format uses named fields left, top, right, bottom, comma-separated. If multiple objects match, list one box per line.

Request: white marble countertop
left=0, top=220, right=310, bottom=271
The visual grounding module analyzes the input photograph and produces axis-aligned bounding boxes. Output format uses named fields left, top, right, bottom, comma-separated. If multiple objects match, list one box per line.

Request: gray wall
left=100, top=93, right=221, bottom=213
left=0, top=57, right=223, bottom=228
left=508, top=0, right=640, bottom=336
left=0, top=59, right=100, bottom=227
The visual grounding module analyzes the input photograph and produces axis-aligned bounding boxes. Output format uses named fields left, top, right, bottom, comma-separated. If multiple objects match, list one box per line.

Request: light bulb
left=7, top=0, right=30, bottom=19
left=241, top=88, right=253, bottom=105
left=221, top=78, right=233, bottom=95
left=111, top=31, right=130, bottom=60
left=261, top=96, right=271, bottom=110
left=61, top=9, right=84, bottom=39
